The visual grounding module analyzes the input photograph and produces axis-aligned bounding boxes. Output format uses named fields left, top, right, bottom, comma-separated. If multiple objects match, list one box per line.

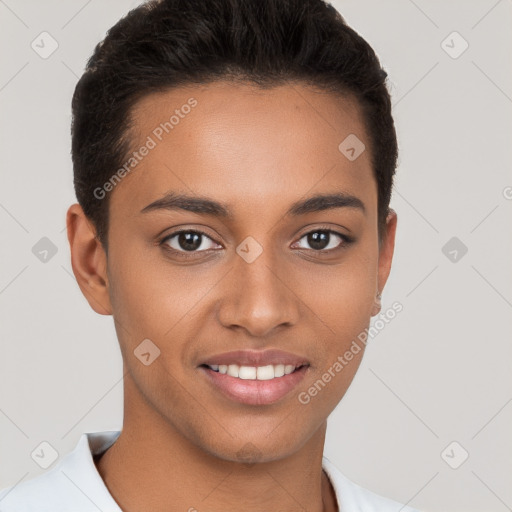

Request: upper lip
left=201, top=349, right=310, bottom=367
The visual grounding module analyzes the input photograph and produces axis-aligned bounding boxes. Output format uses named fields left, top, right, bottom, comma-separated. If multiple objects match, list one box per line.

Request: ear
left=371, top=209, right=397, bottom=317
left=66, top=203, right=112, bottom=315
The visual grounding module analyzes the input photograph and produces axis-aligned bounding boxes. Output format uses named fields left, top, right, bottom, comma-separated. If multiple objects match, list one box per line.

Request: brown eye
left=161, top=230, right=220, bottom=253
left=294, top=230, right=352, bottom=252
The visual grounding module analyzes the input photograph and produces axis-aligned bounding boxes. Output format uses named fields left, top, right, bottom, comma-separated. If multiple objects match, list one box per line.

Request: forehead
left=110, top=81, right=376, bottom=221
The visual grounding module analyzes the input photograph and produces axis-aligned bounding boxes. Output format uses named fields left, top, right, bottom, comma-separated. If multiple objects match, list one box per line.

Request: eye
left=293, top=229, right=353, bottom=252
left=161, top=229, right=221, bottom=254
left=159, top=227, right=354, bottom=259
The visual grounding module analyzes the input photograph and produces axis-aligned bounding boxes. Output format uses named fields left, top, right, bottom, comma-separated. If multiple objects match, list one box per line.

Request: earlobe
left=372, top=209, right=397, bottom=317
left=371, top=292, right=382, bottom=316
left=66, top=203, right=113, bottom=316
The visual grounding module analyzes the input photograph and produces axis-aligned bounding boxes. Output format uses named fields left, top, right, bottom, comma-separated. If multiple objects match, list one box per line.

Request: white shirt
left=0, top=430, right=419, bottom=511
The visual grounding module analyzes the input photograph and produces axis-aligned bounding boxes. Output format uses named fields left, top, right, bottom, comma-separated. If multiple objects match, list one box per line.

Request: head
left=67, top=0, right=398, bottom=463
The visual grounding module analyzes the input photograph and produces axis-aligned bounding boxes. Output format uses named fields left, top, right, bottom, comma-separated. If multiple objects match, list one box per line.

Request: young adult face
left=68, top=81, right=396, bottom=464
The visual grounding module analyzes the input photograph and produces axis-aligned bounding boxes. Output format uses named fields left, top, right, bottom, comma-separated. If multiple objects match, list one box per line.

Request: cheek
left=293, top=240, right=378, bottom=386
left=301, top=244, right=378, bottom=331
left=294, top=264, right=373, bottom=415
left=106, top=233, right=168, bottom=339
left=106, top=237, right=219, bottom=354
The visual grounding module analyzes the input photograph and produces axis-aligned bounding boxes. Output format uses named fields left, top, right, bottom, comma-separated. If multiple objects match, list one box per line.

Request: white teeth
left=284, top=365, right=295, bottom=375
left=274, top=364, right=285, bottom=377
left=207, top=363, right=304, bottom=380
left=256, top=365, right=274, bottom=380
left=227, top=364, right=239, bottom=377
left=238, top=366, right=257, bottom=380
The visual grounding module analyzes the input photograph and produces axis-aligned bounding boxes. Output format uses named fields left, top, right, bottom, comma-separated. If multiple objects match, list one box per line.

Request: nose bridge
left=217, top=236, right=299, bottom=336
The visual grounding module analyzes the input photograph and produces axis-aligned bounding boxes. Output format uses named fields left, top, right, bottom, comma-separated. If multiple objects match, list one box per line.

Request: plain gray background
left=1, top=1, right=511, bottom=511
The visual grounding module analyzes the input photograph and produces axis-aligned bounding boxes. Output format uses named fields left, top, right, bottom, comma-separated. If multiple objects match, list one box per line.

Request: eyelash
left=159, top=226, right=354, bottom=260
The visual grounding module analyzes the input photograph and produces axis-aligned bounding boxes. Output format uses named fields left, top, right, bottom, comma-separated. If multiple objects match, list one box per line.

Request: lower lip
left=200, top=365, right=309, bottom=405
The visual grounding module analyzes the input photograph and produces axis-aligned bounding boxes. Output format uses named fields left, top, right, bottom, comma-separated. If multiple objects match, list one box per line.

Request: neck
left=95, top=373, right=338, bottom=512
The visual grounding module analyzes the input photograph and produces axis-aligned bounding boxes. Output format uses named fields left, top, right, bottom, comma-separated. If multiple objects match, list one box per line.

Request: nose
left=216, top=244, right=300, bottom=338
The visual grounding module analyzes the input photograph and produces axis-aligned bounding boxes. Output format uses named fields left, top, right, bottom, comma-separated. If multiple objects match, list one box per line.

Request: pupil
left=308, top=231, right=329, bottom=250
left=179, top=232, right=201, bottom=251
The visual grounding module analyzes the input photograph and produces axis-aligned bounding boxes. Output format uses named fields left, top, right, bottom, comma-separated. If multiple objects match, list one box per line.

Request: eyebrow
left=140, top=191, right=366, bottom=218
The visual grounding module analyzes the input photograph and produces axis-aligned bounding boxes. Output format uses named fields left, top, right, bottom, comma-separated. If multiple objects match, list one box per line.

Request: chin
left=198, top=433, right=304, bottom=466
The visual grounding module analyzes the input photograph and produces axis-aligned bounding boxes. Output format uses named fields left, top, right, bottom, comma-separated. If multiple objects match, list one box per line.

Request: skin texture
left=66, top=81, right=397, bottom=512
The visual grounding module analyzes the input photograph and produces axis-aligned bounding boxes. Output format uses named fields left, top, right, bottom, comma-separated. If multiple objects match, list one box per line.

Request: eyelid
left=292, top=225, right=354, bottom=252
left=159, top=224, right=354, bottom=258
left=160, top=228, right=222, bottom=253
left=295, top=223, right=352, bottom=240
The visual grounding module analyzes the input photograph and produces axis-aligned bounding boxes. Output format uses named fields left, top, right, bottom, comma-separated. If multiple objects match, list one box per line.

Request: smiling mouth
left=199, top=362, right=310, bottom=405
left=200, top=363, right=308, bottom=381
